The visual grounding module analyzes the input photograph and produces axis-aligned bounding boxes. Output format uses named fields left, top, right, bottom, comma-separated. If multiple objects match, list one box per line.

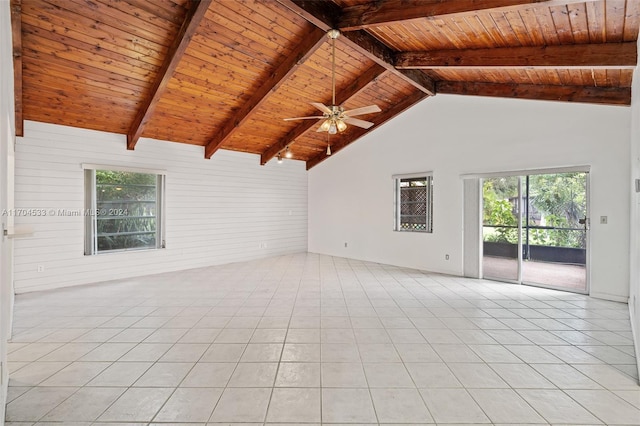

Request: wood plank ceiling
left=11, top=0, right=640, bottom=169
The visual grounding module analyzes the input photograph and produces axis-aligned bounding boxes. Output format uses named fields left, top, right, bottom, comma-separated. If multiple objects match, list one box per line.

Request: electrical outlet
left=600, top=216, right=608, bottom=225
left=445, top=254, right=450, bottom=260
left=37, top=265, right=44, bottom=273
left=344, top=242, right=348, bottom=248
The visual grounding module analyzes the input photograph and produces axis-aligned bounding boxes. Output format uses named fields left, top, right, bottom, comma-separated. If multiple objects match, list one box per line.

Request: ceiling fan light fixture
left=319, top=120, right=331, bottom=132
left=282, top=27, right=380, bottom=150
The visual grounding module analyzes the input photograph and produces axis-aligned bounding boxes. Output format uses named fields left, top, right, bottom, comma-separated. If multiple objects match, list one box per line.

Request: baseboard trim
left=629, top=302, right=640, bottom=386
left=589, top=292, right=629, bottom=303
left=1, top=367, right=7, bottom=426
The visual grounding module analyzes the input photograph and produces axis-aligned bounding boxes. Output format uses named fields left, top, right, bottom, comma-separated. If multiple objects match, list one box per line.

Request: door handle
left=578, top=217, right=589, bottom=230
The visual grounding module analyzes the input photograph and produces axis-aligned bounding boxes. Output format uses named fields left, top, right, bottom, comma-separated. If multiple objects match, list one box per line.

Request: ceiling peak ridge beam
left=306, top=90, right=428, bottom=170
left=204, top=26, right=326, bottom=159
left=126, top=0, right=211, bottom=151
left=436, top=81, right=632, bottom=106
left=11, top=0, right=23, bottom=137
left=276, top=0, right=435, bottom=96
left=396, top=42, right=638, bottom=70
left=276, top=0, right=340, bottom=31
left=260, top=64, right=387, bottom=165
left=339, top=0, right=599, bottom=31
left=340, top=31, right=435, bottom=95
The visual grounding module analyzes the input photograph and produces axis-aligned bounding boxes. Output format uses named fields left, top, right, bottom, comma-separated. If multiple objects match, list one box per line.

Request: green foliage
left=528, top=173, right=586, bottom=249
left=483, top=179, right=519, bottom=244
left=482, top=173, right=586, bottom=249
left=95, top=170, right=158, bottom=251
left=485, top=200, right=518, bottom=243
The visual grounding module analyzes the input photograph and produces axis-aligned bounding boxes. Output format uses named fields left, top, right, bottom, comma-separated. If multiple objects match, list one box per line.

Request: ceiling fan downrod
left=281, top=28, right=379, bottom=137
left=327, top=29, right=340, bottom=106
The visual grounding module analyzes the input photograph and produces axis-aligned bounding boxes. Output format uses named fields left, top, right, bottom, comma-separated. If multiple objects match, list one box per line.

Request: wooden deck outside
left=483, top=255, right=587, bottom=292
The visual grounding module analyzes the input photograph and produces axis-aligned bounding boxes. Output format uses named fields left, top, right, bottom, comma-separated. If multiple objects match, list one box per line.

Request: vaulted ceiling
left=10, top=0, right=639, bottom=169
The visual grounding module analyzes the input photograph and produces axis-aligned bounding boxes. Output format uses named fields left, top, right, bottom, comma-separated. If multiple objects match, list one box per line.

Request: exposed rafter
left=205, top=26, right=326, bottom=159
left=396, top=43, right=638, bottom=70
left=13, top=0, right=638, bottom=165
left=11, top=0, right=23, bottom=137
left=277, top=0, right=340, bottom=31
left=340, top=31, right=435, bottom=95
left=126, top=0, right=211, bottom=150
left=338, top=0, right=599, bottom=31
left=261, top=65, right=387, bottom=165
left=306, top=91, right=429, bottom=170
left=276, top=0, right=435, bottom=95
left=436, top=81, right=632, bottom=106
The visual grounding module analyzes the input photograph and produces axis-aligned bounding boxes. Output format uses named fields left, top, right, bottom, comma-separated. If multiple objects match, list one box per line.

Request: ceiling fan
left=283, top=29, right=381, bottom=136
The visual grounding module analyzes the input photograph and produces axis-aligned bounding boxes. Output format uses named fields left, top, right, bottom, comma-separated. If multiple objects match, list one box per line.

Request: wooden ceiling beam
left=276, top=0, right=435, bottom=95
left=260, top=64, right=387, bottom=165
left=204, top=26, right=327, bottom=159
left=396, top=42, right=638, bottom=69
left=339, top=0, right=599, bottom=31
left=436, top=81, right=632, bottom=106
left=340, top=31, right=435, bottom=95
left=126, top=0, right=211, bottom=150
left=275, top=0, right=340, bottom=31
left=11, top=0, right=23, bottom=136
left=306, top=91, right=428, bottom=170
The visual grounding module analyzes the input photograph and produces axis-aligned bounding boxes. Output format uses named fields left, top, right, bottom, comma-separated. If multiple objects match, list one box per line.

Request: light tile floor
left=5, top=253, right=640, bottom=425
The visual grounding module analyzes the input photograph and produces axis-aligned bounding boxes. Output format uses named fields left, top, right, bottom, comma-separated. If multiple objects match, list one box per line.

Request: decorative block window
left=394, top=173, right=433, bottom=233
left=84, top=165, right=165, bottom=254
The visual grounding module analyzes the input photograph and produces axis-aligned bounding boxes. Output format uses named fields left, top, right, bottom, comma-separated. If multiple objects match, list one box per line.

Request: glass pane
left=95, top=170, right=157, bottom=252
left=522, top=172, right=587, bottom=292
left=482, top=176, right=520, bottom=281
left=400, top=177, right=428, bottom=231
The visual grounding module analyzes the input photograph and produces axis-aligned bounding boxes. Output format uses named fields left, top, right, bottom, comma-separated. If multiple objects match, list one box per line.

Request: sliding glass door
left=482, top=171, right=588, bottom=293
left=482, top=176, right=521, bottom=283
left=521, top=172, right=588, bottom=291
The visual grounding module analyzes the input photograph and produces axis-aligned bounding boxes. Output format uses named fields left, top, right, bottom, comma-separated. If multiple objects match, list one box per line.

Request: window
left=394, top=173, right=433, bottom=233
left=84, top=167, right=165, bottom=254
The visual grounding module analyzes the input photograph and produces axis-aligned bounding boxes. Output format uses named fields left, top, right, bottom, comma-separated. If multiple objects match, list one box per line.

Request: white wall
left=309, top=94, right=631, bottom=302
left=629, top=39, right=640, bottom=380
left=1, top=1, right=16, bottom=423
left=13, top=121, right=307, bottom=293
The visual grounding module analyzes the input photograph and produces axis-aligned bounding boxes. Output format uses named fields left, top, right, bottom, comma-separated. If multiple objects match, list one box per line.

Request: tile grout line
left=5, top=253, right=637, bottom=425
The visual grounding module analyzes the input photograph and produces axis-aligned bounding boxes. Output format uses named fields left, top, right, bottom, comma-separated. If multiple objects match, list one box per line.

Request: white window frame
left=393, top=172, right=433, bottom=233
left=84, top=165, right=166, bottom=255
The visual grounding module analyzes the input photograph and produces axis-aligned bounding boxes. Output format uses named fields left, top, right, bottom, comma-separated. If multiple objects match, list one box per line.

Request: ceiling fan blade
left=283, top=116, right=324, bottom=121
left=310, top=102, right=332, bottom=114
left=343, top=104, right=381, bottom=117
left=343, top=117, right=375, bottom=129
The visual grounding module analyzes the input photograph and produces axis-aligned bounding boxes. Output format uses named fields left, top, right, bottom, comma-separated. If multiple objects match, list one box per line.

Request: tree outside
left=483, top=173, right=586, bottom=249
left=95, top=170, right=158, bottom=252
left=483, top=177, right=519, bottom=244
